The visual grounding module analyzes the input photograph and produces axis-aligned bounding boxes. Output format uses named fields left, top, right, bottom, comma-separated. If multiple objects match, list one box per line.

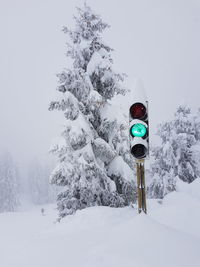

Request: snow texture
left=0, top=179, right=200, bottom=267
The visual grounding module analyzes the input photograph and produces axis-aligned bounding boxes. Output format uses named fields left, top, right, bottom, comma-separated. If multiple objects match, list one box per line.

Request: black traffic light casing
left=129, top=101, right=149, bottom=159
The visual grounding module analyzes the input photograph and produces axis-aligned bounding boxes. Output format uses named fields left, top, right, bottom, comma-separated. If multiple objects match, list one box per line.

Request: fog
left=0, top=0, right=199, bottom=170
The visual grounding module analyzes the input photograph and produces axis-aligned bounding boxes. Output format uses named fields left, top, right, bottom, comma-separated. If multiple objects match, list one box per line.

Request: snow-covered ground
left=1, top=179, right=200, bottom=267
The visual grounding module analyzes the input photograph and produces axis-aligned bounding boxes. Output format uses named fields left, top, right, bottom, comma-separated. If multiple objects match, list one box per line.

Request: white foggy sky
left=0, top=0, right=200, bottom=168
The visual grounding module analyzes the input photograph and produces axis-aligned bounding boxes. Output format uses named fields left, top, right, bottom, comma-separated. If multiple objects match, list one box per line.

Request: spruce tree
left=49, top=4, right=135, bottom=217
left=0, top=152, right=20, bottom=212
left=28, top=160, right=58, bottom=205
left=148, top=104, right=200, bottom=199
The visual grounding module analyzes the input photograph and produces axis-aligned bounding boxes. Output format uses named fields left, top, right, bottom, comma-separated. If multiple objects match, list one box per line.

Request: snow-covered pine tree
left=194, top=108, right=200, bottom=141
left=174, top=105, right=200, bottom=183
left=148, top=104, right=200, bottom=199
left=49, top=3, right=135, bottom=218
left=28, top=160, right=58, bottom=205
left=0, top=152, right=20, bottom=212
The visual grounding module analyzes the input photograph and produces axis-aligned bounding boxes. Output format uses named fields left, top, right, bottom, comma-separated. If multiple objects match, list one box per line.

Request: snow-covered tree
left=49, top=4, right=135, bottom=218
left=148, top=104, right=200, bottom=199
left=28, top=160, right=58, bottom=205
left=0, top=152, right=20, bottom=212
left=194, top=108, right=200, bottom=141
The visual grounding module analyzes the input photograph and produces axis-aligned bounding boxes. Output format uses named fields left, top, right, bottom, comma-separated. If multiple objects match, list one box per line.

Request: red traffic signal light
left=130, top=103, right=146, bottom=120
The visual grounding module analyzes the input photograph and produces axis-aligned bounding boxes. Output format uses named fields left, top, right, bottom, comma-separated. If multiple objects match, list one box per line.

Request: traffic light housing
left=129, top=102, right=149, bottom=159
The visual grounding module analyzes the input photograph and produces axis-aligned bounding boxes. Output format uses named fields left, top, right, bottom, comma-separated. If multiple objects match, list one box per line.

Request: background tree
left=0, top=152, right=20, bottom=212
left=27, top=160, right=58, bottom=205
left=148, top=104, right=200, bottom=199
left=49, top=3, right=135, bottom=218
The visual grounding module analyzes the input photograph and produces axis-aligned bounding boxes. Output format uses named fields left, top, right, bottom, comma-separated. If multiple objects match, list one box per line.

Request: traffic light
left=129, top=102, right=149, bottom=159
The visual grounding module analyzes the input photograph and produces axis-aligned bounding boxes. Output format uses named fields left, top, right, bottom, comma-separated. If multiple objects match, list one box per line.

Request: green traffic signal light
left=130, top=123, right=147, bottom=137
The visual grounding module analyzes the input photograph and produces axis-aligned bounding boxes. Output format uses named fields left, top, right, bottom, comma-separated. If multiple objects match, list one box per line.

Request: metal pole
left=136, top=159, right=147, bottom=214
left=141, top=161, right=147, bottom=214
left=136, top=162, right=142, bottom=213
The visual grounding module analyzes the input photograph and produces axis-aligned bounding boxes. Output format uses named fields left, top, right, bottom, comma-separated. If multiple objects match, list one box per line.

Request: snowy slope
left=0, top=180, right=200, bottom=267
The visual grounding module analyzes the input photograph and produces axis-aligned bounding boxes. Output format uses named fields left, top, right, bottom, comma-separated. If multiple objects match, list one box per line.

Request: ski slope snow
left=0, top=179, right=200, bottom=267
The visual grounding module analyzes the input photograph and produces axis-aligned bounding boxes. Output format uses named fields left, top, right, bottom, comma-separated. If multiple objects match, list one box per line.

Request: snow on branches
left=148, top=104, right=200, bottom=199
left=49, top=4, right=135, bottom=217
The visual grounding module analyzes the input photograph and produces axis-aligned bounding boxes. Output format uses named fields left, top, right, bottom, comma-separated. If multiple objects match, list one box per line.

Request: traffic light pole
left=136, top=159, right=147, bottom=214
left=129, top=100, right=148, bottom=214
